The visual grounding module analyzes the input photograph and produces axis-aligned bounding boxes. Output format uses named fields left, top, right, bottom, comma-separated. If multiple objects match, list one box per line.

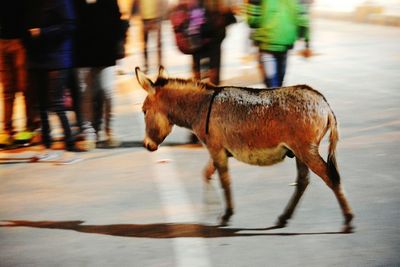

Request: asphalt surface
left=1, top=18, right=400, bottom=266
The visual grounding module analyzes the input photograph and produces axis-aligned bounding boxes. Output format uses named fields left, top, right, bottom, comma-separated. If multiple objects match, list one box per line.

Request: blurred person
left=247, top=0, right=309, bottom=88
left=66, top=67, right=84, bottom=136
left=170, top=0, right=236, bottom=143
left=74, top=0, right=126, bottom=148
left=194, top=0, right=236, bottom=85
left=23, top=0, right=83, bottom=163
left=171, top=0, right=235, bottom=85
left=135, top=0, right=165, bottom=74
left=298, top=0, right=313, bottom=57
left=0, top=1, right=39, bottom=147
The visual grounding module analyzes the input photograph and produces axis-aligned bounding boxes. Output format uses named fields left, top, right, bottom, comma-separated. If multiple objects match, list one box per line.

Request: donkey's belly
left=228, top=144, right=289, bottom=166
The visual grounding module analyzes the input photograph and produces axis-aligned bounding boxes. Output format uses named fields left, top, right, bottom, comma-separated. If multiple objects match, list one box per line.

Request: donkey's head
left=135, top=66, right=173, bottom=151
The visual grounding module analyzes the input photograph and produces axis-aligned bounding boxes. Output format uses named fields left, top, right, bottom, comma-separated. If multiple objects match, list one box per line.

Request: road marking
left=130, top=89, right=211, bottom=267
left=151, top=148, right=211, bottom=267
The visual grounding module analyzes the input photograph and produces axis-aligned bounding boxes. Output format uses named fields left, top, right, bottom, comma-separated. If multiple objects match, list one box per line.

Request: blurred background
left=1, top=0, right=400, bottom=266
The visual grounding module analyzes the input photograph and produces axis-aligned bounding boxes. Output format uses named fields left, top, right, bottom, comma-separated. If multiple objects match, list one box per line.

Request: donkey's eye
left=143, top=110, right=147, bottom=115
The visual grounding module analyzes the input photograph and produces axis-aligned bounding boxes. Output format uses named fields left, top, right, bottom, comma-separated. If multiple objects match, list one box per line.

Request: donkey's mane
left=153, top=77, right=327, bottom=103
left=154, top=77, right=215, bottom=91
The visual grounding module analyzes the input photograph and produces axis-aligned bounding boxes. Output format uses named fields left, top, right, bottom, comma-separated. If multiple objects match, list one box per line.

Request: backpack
left=170, top=4, right=209, bottom=54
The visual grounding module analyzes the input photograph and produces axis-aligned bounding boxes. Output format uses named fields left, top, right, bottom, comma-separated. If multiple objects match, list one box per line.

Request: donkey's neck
left=160, top=88, right=213, bottom=130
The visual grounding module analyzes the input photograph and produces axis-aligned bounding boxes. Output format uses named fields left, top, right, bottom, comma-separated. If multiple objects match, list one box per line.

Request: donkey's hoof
left=342, top=224, right=354, bottom=234
left=275, top=216, right=287, bottom=228
left=345, top=213, right=354, bottom=225
left=219, top=215, right=231, bottom=226
left=219, top=209, right=233, bottom=226
left=342, top=213, right=354, bottom=233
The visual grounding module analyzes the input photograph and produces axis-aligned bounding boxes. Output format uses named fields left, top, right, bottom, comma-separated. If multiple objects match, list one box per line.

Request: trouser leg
left=259, top=51, right=282, bottom=88
left=78, top=67, right=95, bottom=128
left=156, top=21, right=162, bottom=68
left=48, top=69, right=74, bottom=150
left=142, top=21, right=150, bottom=72
left=0, top=43, right=16, bottom=133
left=98, top=66, right=115, bottom=136
left=276, top=52, right=288, bottom=87
left=68, top=68, right=83, bottom=131
left=208, top=43, right=222, bottom=85
left=33, top=70, right=52, bottom=148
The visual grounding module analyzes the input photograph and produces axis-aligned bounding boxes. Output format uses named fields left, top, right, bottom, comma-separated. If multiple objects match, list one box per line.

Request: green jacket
left=247, top=0, right=309, bottom=52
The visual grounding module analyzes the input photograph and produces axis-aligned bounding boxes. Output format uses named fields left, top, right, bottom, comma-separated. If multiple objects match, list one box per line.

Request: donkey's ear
left=158, top=66, right=168, bottom=79
left=135, top=67, right=155, bottom=95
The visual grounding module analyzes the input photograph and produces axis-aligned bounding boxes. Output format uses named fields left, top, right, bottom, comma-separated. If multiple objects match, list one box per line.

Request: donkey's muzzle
left=143, top=137, right=158, bottom=152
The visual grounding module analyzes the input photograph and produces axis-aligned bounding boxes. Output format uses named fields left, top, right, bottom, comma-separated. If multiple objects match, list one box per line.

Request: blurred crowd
left=0, top=0, right=310, bottom=164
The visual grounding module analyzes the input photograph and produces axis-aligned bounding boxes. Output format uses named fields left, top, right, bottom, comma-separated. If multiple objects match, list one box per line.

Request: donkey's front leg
left=203, top=159, right=220, bottom=205
left=276, top=157, right=310, bottom=228
left=212, top=151, right=234, bottom=226
left=203, top=159, right=216, bottom=184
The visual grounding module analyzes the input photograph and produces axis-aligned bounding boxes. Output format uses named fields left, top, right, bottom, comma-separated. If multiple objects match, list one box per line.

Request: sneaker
left=14, top=131, right=34, bottom=141
left=0, top=133, right=13, bottom=147
left=105, top=134, right=121, bottom=148
left=31, top=150, right=60, bottom=162
left=55, top=151, right=83, bottom=165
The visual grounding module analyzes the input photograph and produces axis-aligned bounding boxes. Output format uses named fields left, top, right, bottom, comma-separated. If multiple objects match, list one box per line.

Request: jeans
left=78, top=66, right=116, bottom=135
left=30, top=69, right=75, bottom=150
left=67, top=68, right=83, bottom=131
left=259, top=51, right=288, bottom=88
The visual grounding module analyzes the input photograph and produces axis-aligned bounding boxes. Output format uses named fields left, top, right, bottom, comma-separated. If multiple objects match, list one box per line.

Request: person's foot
left=55, top=151, right=83, bottom=165
left=0, top=132, right=13, bottom=147
left=13, top=131, right=34, bottom=141
left=105, top=133, right=121, bottom=148
left=66, top=145, right=87, bottom=153
left=31, top=149, right=60, bottom=162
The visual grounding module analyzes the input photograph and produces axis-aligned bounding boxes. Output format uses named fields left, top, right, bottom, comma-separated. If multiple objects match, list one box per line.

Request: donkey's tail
left=327, top=111, right=341, bottom=187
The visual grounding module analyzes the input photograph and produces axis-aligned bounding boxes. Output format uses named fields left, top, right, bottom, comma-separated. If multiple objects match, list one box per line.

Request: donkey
left=135, top=66, right=354, bottom=232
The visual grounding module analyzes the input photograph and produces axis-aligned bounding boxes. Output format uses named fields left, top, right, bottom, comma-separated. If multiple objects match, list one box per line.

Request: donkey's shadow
left=0, top=220, right=344, bottom=238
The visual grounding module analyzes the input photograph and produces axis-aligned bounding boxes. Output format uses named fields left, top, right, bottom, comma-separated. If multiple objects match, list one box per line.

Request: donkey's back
left=207, top=85, right=335, bottom=166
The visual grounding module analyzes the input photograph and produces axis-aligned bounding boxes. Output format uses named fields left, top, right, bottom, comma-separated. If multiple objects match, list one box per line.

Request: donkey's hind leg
left=302, top=153, right=354, bottom=233
left=276, top=157, right=310, bottom=228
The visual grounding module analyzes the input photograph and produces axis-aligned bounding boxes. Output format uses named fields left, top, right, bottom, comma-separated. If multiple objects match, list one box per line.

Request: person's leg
left=68, top=68, right=83, bottom=131
left=156, top=20, right=162, bottom=68
left=13, top=40, right=30, bottom=131
left=276, top=52, right=288, bottom=87
left=142, top=20, right=150, bottom=73
left=34, top=69, right=52, bottom=149
left=192, top=53, right=201, bottom=80
left=91, top=68, right=103, bottom=134
left=47, top=69, right=74, bottom=150
left=259, top=51, right=280, bottom=88
left=208, top=42, right=222, bottom=85
left=0, top=42, right=16, bottom=135
left=99, top=66, right=118, bottom=145
left=25, top=69, right=40, bottom=133
left=78, top=67, right=95, bottom=128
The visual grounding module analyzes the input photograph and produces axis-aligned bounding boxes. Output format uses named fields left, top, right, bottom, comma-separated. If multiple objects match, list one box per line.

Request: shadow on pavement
left=96, top=140, right=203, bottom=149
left=0, top=220, right=347, bottom=238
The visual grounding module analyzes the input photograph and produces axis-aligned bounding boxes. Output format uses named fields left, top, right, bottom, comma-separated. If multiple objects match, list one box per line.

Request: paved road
left=1, top=18, right=400, bottom=266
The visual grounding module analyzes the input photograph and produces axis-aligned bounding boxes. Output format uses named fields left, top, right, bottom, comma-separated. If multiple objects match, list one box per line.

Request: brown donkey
left=135, top=66, right=354, bottom=232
